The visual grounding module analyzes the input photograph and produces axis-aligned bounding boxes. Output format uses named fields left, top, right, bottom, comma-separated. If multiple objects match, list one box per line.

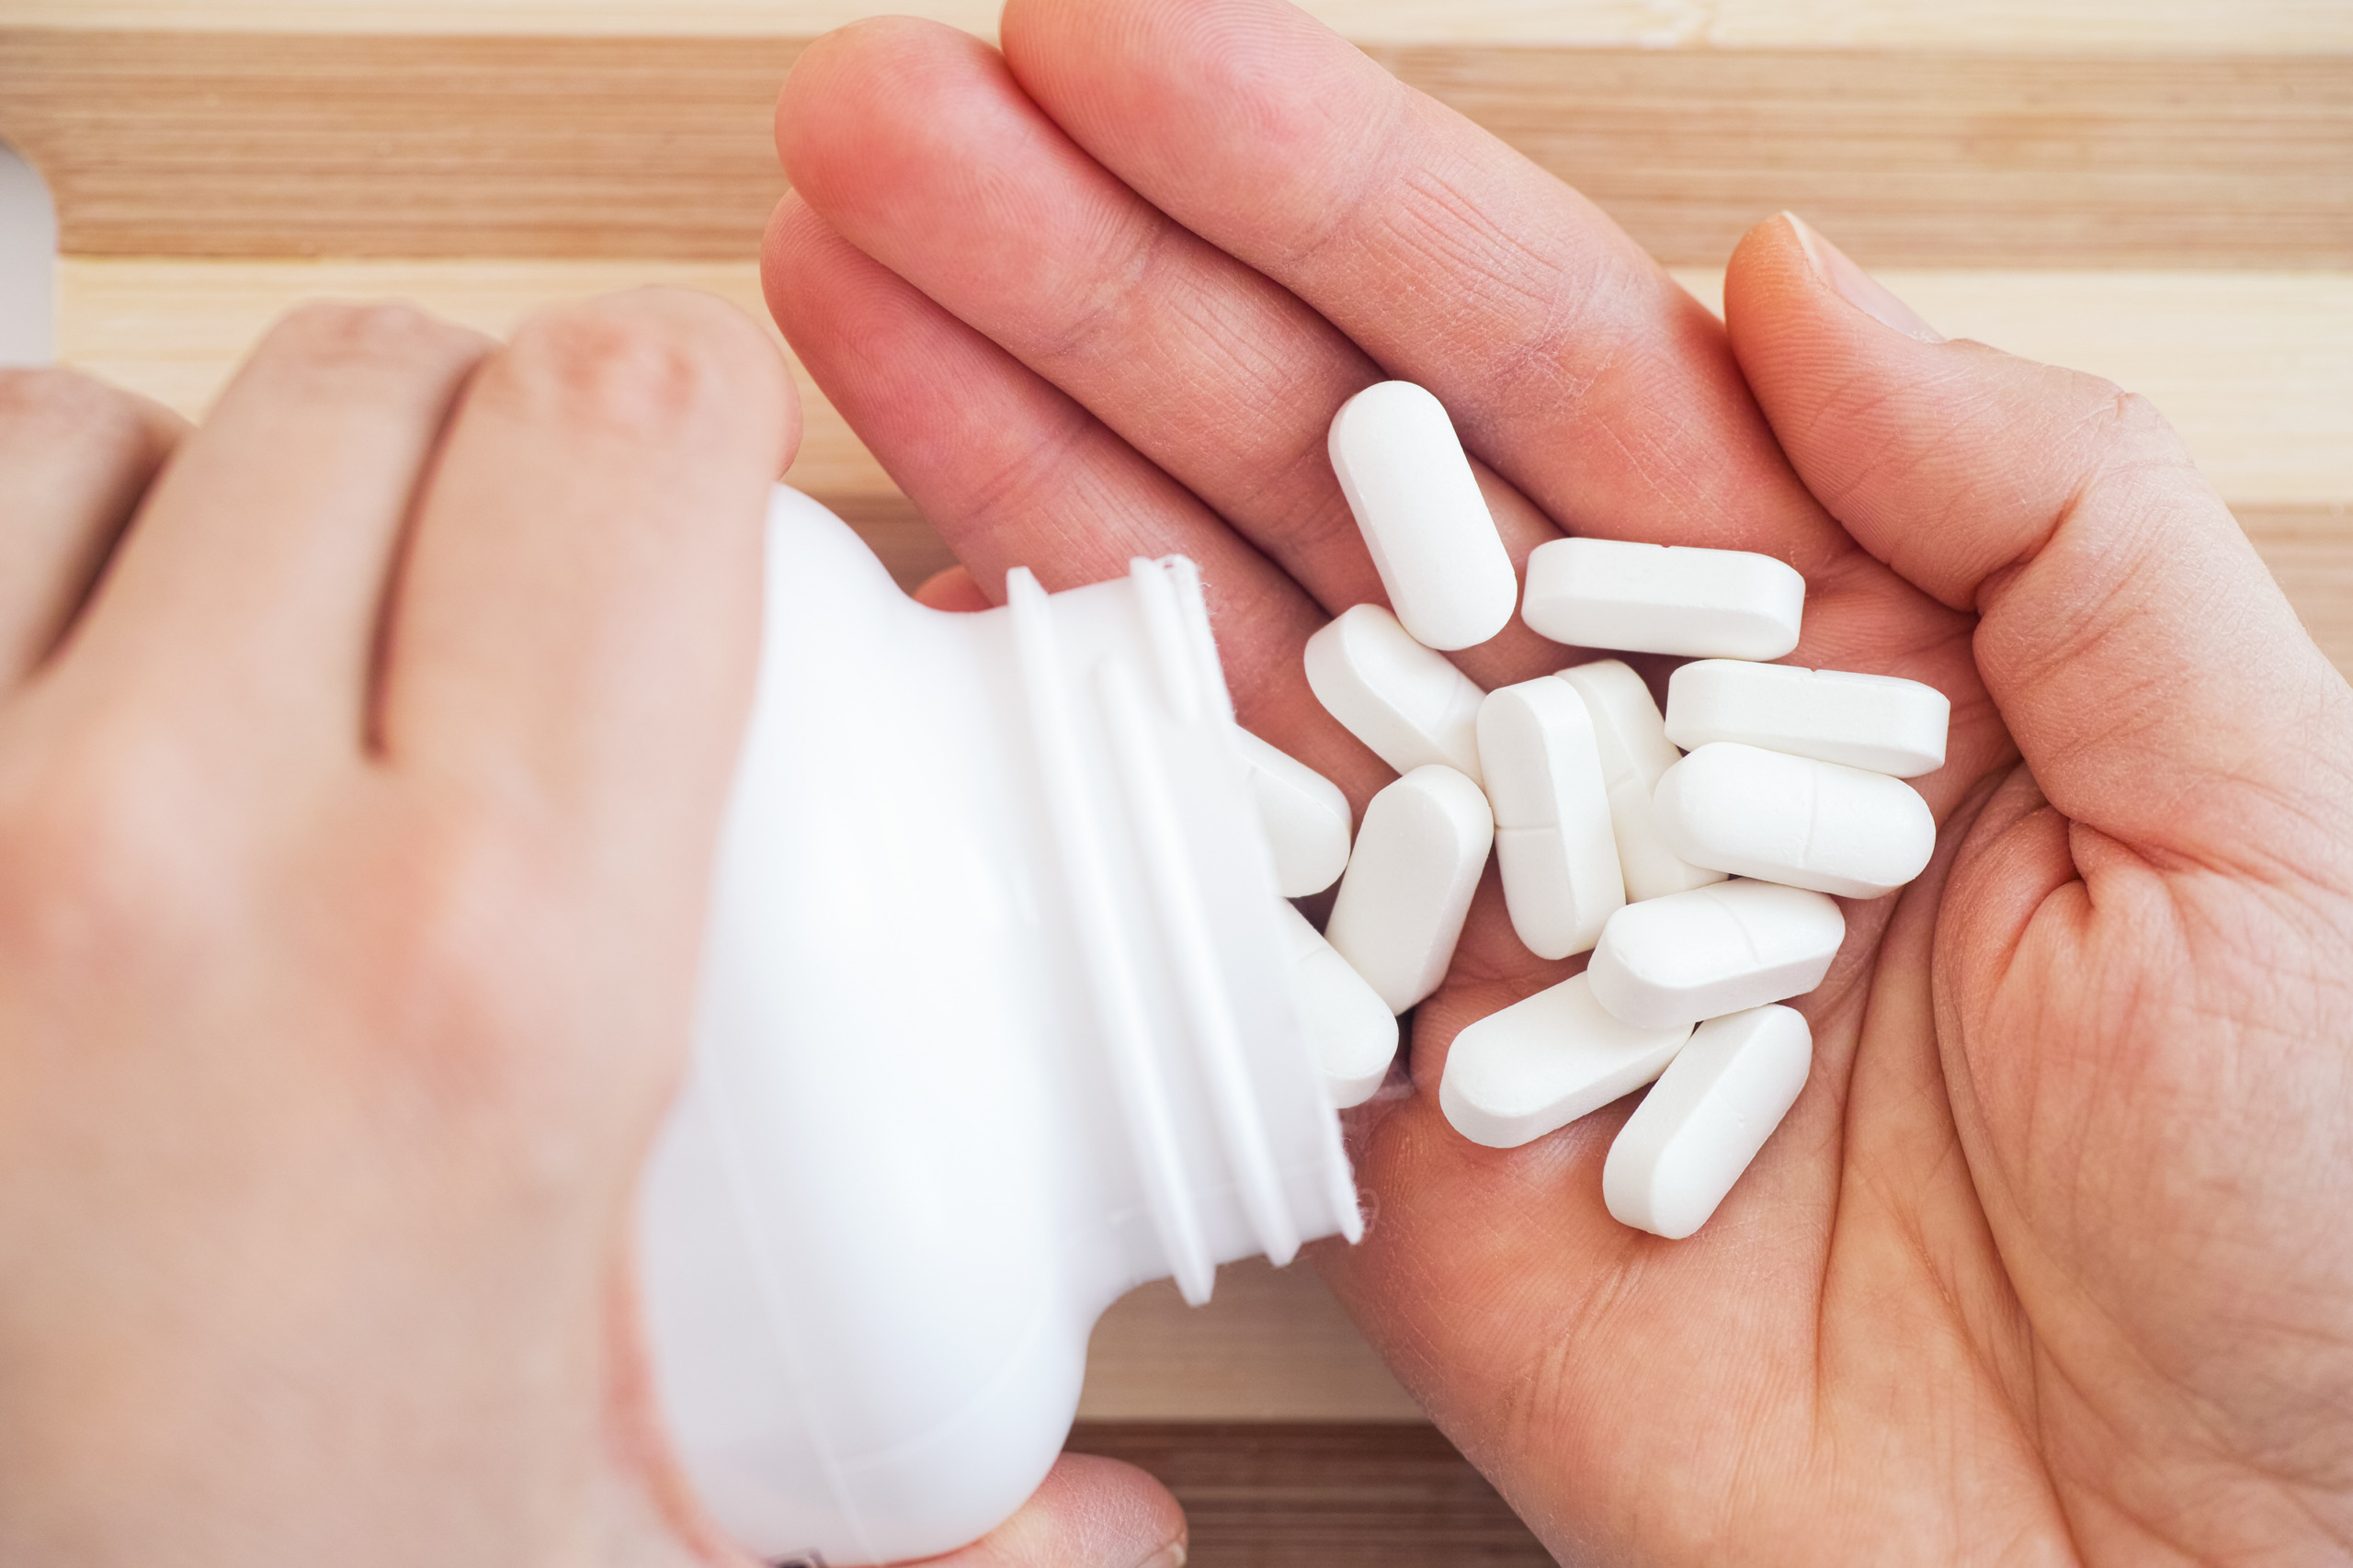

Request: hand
left=763, top=4, right=2353, bottom=1562
left=0, top=301, right=1184, bottom=1568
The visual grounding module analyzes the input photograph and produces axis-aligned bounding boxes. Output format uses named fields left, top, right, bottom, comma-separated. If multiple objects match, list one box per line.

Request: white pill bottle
left=635, top=487, right=1363, bottom=1566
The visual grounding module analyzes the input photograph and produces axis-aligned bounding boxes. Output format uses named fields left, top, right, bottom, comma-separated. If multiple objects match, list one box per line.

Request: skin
left=0, top=299, right=1182, bottom=1568
left=766, top=2, right=2353, bottom=1563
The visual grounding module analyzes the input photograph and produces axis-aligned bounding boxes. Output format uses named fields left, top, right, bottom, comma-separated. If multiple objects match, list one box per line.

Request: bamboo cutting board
left=3, top=5, right=2347, bottom=1561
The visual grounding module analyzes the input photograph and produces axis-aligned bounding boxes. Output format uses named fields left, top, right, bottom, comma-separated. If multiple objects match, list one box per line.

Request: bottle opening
left=1006, top=559, right=1360, bottom=1305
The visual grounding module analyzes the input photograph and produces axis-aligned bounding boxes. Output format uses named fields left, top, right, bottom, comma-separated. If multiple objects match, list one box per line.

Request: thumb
left=893, top=1452, right=1187, bottom=1568
left=1722, top=212, right=2353, bottom=871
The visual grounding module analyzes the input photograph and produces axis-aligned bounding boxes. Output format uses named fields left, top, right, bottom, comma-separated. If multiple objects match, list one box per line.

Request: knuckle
left=2074, top=382, right=2201, bottom=496
left=259, top=299, right=483, bottom=382
left=499, top=290, right=778, bottom=438
left=365, top=798, right=636, bottom=1176
left=376, top=795, right=566, bottom=1059
left=0, top=723, right=219, bottom=975
left=0, top=366, right=151, bottom=454
left=2096, top=387, right=2181, bottom=450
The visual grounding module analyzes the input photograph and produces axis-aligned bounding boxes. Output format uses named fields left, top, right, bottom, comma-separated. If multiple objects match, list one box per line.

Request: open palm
left=763, top=2, right=2353, bottom=1561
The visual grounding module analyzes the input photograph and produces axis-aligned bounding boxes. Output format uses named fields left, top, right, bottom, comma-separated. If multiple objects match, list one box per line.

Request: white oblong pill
left=1475, top=678, right=1624, bottom=960
left=1276, top=900, right=1399, bottom=1109
left=1522, top=538, right=1805, bottom=660
left=1653, top=742, right=1935, bottom=899
left=1586, top=880, right=1845, bottom=1030
left=1324, top=765, right=1494, bottom=1014
left=1552, top=659, right=1723, bottom=903
left=1665, top=661, right=1949, bottom=778
left=1235, top=728, right=1353, bottom=896
left=1438, top=972, right=1691, bottom=1149
left=1327, top=381, right=1518, bottom=652
left=1302, top=604, right=1485, bottom=785
left=1604, top=1005, right=1812, bottom=1239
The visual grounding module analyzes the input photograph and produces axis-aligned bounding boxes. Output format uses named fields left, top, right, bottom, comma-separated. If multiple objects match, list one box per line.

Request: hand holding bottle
left=0, top=298, right=1186, bottom=1568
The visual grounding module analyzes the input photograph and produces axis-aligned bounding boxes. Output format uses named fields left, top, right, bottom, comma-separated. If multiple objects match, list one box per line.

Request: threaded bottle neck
left=1005, top=557, right=1361, bottom=1305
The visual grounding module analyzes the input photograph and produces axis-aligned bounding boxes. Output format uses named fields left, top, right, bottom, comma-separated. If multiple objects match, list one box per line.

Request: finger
left=765, top=196, right=1385, bottom=801
left=0, top=368, right=183, bottom=688
left=69, top=302, right=490, bottom=749
left=897, top=1453, right=1186, bottom=1568
left=912, top=564, right=992, bottom=613
left=764, top=195, right=1259, bottom=601
left=1722, top=213, right=2353, bottom=866
left=768, top=198, right=1581, bottom=1074
left=996, top=0, right=1833, bottom=574
left=380, top=289, right=795, bottom=887
left=775, top=17, right=1567, bottom=686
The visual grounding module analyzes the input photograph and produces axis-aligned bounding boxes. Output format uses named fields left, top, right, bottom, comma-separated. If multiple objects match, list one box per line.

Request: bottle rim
left=1006, top=558, right=1361, bottom=1306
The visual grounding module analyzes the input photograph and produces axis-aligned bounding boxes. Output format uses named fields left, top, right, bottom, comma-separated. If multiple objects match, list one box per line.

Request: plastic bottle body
left=637, top=489, right=1360, bottom=1564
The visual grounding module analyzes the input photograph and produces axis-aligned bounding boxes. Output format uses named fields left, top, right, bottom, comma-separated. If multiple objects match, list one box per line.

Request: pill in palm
left=1438, top=972, right=1691, bottom=1150
left=1303, top=604, right=1486, bottom=785
left=1523, top=538, right=1804, bottom=660
left=1276, top=899, right=1400, bottom=1110
left=1586, top=879, right=1845, bottom=1030
left=1476, top=677, right=1624, bottom=959
left=1665, top=661, right=1949, bottom=778
left=1236, top=728, right=1353, bottom=897
left=1328, top=381, right=1518, bottom=652
left=1552, top=659, right=1724, bottom=903
left=1654, top=742, right=1935, bottom=899
left=1324, top=765, right=1495, bottom=1014
left=1602, top=1005, right=1813, bottom=1239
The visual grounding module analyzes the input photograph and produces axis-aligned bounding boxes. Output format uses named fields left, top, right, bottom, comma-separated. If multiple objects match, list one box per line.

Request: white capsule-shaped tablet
left=1475, top=678, right=1624, bottom=959
left=1327, top=381, right=1518, bottom=652
left=1552, top=660, right=1723, bottom=903
left=1586, top=880, right=1844, bottom=1030
left=1522, top=538, right=1805, bottom=660
left=1604, top=1005, right=1813, bottom=1239
left=1303, top=604, right=1485, bottom=785
left=1235, top=729, right=1353, bottom=897
left=1665, top=661, right=1949, bottom=778
left=1324, top=765, right=1494, bottom=1014
left=1654, top=742, right=1935, bottom=899
left=1276, top=900, right=1399, bottom=1109
left=1438, top=972, right=1691, bottom=1150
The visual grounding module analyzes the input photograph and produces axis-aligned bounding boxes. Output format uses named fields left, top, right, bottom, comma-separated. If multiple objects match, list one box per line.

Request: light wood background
left=3, top=0, right=2348, bottom=1520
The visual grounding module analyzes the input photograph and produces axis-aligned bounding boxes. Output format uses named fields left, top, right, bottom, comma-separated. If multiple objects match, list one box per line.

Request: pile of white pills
left=1248, top=381, right=1949, bottom=1240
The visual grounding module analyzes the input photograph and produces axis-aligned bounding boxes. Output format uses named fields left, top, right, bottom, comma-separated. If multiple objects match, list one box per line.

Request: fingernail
left=1131, top=1545, right=1187, bottom=1568
left=1783, top=212, right=1942, bottom=344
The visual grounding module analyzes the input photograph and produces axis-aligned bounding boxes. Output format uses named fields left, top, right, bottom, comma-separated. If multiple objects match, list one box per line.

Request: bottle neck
left=1004, top=556, right=1361, bottom=1306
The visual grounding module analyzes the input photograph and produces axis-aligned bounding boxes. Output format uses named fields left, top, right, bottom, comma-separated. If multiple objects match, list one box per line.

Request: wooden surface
left=1080, top=1260, right=1420, bottom=1422
left=1065, top=1423, right=1551, bottom=1565
left=6, top=6, right=2352, bottom=1555
left=3, top=32, right=2348, bottom=266
left=7, top=0, right=2352, bottom=53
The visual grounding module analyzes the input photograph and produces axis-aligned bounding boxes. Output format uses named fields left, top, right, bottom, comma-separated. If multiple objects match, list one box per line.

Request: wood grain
left=4, top=29, right=2347, bottom=266
left=10, top=0, right=2350, bottom=53
left=1387, top=48, right=2353, bottom=270
left=1081, top=1260, right=1422, bottom=1422
left=2244, top=504, right=2353, bottom=677
left=1064, top=1423, right=1551, bottom=1566
left=0, top=32, right=794, bottom=260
